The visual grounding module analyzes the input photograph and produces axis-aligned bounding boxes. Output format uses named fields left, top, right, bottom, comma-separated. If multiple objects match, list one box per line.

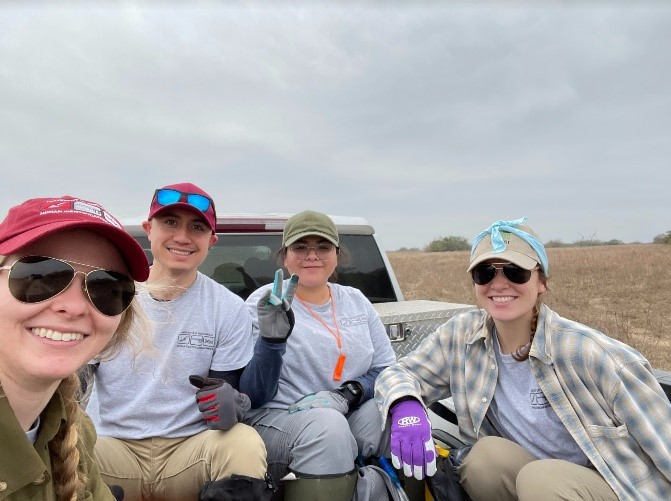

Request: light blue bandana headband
left=471, top=216, right=549, bottom=274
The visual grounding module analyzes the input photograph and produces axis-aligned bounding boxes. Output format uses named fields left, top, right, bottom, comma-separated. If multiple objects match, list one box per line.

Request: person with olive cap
left=375, top=217, right=671, bottom=500
left=242, top=210, right=397, bottom=500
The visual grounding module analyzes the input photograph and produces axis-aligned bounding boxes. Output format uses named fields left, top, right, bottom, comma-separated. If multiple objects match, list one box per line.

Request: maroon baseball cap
left=148, top=182, right=217, bottom=232
left=0, top=196, right=150, bottom=282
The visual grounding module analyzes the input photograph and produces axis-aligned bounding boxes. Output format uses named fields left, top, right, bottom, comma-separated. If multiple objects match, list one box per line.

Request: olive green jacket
left=0, top=386, right=114, bottom=500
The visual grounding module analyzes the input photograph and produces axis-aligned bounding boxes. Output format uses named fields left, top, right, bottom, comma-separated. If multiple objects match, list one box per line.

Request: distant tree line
left=654, top=231, right=671, bottom=244
left=394, top=230, right=671, bottom=252
left=544, top=238, right=624, bottom=248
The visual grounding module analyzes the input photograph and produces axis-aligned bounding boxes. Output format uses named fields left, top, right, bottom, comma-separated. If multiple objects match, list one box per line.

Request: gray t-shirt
left=487, top=332, right=589, bottom=465
left=245, top=282, right=396, bottom=409
left=87, top=272, right=254, bottom=439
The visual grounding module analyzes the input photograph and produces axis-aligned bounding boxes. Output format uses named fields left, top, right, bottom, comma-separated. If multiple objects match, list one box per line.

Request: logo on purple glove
left=390, top=399, right=438, bottom=481
left=397, top=416, right=421, bottom=426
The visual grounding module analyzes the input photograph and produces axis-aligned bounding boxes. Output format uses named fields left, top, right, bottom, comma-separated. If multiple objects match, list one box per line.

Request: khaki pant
left=460, top=436, right=618, bottom=501
left=94, top=424, right=267, bottom=501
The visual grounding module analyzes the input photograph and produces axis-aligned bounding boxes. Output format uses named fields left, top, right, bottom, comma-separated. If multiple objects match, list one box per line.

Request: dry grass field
left=387, top=244, right=671, bottom=371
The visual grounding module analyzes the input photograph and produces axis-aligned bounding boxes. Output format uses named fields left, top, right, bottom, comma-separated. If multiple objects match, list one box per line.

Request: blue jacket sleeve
left=208, top=367, right=244, bottom=390
left=239, top=337, right=287, bottom=408
left=351, top=365, right=386, bottom=404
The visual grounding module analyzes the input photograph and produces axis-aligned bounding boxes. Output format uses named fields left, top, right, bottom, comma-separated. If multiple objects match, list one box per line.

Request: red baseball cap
left=148, top=182, right=217, bottom=232
left=0, top=196, right=150, bottom=282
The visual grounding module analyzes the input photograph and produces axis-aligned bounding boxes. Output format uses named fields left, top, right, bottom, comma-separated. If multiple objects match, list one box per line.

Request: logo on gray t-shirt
left=177, top=331, right=215, bottom=349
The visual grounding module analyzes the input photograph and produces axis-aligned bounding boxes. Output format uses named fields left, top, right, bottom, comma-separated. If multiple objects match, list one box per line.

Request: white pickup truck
left=126, top=213, right=671, bottom=489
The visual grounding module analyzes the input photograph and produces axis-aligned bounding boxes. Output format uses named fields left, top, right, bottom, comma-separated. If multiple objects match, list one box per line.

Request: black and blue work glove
left=257, top=269, right=298, bottom=343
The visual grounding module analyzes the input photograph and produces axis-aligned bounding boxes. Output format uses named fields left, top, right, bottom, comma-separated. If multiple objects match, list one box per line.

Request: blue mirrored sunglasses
left=155, top=189, right=213, bottom=212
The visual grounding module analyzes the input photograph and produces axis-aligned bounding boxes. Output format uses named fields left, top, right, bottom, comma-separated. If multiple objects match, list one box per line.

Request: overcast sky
left=1, top=1, right=669, bottom=250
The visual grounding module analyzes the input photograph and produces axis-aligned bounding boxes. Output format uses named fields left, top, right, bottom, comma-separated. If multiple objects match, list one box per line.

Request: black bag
left=425, top=447, right=472, bottom=501
left=198, top=473, right=275, bottom=501
left=107, top=484, right=124, bottom=501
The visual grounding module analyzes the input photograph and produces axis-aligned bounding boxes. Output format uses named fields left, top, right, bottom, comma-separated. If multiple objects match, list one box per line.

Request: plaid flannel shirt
left=375, top=304, right=671, bottom=500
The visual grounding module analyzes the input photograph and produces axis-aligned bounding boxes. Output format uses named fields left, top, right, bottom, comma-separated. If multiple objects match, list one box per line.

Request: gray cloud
left=1, top=1, right=670, bottom=249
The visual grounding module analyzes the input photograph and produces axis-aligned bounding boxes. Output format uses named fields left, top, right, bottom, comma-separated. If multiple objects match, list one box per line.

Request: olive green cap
left=283, top=210, right=339, bottom=247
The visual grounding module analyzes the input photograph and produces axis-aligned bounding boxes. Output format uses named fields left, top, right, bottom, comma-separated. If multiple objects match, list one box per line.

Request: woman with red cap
left=0, top=195, right=150, bottom=500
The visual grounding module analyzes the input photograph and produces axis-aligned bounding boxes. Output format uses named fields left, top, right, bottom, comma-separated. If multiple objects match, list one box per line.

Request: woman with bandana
left=375, top=217, right=671, bottom=500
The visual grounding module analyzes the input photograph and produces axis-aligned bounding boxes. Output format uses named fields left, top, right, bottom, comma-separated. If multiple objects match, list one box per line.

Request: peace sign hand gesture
left=257, top=269, right=299, bottom=343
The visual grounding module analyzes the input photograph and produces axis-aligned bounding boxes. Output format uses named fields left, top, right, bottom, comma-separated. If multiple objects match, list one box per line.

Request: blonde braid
left=49, top=374, right=87, bottom=501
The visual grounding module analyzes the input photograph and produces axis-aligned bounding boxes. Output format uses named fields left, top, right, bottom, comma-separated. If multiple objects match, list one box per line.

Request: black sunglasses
left=471, top=262, right=537, bottom=286
left=0, top=256, right=136, bottom=316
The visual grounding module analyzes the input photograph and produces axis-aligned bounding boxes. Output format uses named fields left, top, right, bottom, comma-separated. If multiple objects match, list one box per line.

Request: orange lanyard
left=296, top=289, right=346, bottom=381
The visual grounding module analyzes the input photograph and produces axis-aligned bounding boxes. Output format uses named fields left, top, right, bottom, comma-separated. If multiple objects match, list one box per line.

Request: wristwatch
left=336, top=381, right=363, bottom=407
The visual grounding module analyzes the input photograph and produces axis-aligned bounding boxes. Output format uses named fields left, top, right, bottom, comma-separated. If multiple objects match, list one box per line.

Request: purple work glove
left=389, top=399, right=437, bottom=480
left=188, top=375, right=251, bottom=431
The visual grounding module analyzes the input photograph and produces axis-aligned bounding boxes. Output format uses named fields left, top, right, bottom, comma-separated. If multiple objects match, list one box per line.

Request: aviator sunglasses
left=154, top=189, right=214, bottom=212
left=471, top=262, right=538, bottom=286
left=0, top=256, right=136, bottom=316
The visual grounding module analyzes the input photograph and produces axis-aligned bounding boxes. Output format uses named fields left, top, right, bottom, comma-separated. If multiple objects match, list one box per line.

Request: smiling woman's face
left=283, top=235, right=338, bottom=289
left=473, top=259, right=546, bottom=327
left=0, top=228, right=127, bottom=388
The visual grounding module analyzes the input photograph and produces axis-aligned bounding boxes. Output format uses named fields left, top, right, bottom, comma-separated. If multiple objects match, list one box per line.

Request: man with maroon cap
left=85, top=183, right=272, bottom=500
